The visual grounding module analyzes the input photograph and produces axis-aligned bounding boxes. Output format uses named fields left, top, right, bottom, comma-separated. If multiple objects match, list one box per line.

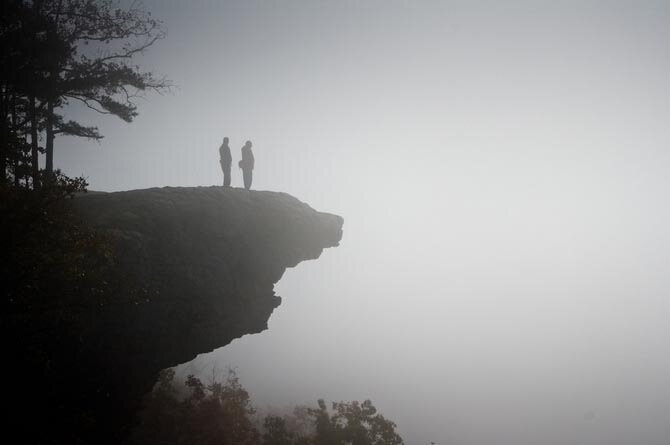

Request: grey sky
left=58, top=1, right=669, bottom=444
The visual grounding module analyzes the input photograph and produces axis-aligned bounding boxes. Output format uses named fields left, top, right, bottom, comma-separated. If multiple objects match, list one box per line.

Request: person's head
left=245, top=140, right=252, bottom=147
left=223, top=137, right=229, bottom=144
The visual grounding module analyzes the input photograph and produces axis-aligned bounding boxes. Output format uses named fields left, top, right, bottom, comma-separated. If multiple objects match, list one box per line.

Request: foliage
left=0, top=1, right=170, bottom=441
left=134, top=371, right=405, bottom=445
left=45, top=0, right=171, bottom=125
left=0, top=174, right=149, bottom=443
left=264, top=416, right=296, bottom=445
left=0, top=172, right=115, bottom=319
left=309, top=399, right=403, bottom=445
left=134, top=369, right=261, bottom=445
left=0, top=0, right=170, bottom=184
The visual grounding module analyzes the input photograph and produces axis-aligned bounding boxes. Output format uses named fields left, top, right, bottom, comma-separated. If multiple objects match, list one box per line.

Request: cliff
left=69, top=187, right=343, bottom=441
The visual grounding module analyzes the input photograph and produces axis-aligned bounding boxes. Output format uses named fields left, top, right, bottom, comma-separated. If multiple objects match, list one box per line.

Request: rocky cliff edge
left=71, top=186, right=343, bottom=440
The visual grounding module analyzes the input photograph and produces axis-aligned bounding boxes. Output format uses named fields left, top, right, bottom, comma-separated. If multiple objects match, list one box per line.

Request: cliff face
left=70, top=187, right=343, bottom=441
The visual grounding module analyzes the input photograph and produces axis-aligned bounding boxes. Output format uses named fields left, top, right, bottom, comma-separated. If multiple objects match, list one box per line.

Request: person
left=238, top=140, right=254, bottom=190
left=219, top=137, right=232, bottom=187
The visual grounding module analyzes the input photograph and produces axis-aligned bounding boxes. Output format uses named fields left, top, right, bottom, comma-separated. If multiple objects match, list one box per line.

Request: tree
left=0, top=172, right=112, bottom=317
left=263, top=416, right=298, bottom=445
left=134, top=369, right=261, bottom=445
left=0, top=0, right=60, bottom=185
left=309, top=399, right=404, bottom=445
left=41, top=0, right=170, bottom=174
left=134, top=371, right=405, bottom=445
left=0, top=171, right=147, bottom=443
left=0, top=0, right=170, bottom=184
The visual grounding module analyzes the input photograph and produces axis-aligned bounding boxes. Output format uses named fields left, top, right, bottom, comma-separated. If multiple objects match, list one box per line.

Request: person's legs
left=223, top=165, right=231, bottom=187
left=220, top=162, right=226, bottom=186
left=243, top=169, right=252, bottom=190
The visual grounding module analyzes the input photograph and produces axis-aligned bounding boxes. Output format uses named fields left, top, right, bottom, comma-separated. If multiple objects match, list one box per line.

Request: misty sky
left=57, top=1, right=669, bottom=444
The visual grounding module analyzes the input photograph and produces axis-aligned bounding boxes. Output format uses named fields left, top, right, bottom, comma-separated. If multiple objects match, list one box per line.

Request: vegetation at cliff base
left=134, top=369, right=404, bottom=445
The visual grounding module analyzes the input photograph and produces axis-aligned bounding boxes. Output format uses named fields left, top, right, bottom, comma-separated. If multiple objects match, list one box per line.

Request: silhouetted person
left=219, top=137, right=232, bottom=187
left=238, top=140, right=254, bottom=190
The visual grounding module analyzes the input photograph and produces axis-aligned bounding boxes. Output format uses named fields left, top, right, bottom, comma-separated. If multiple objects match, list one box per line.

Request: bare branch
left=65, top=94, right=112, bottom=115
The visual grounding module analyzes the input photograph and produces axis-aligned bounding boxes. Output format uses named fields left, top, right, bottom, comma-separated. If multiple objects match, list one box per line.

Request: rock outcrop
left=70, top=187, right=343, bottom=441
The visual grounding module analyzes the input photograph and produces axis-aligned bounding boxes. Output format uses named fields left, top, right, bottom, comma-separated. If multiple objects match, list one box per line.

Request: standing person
left=239, top=140, right=255, bottom=190
left=219, top=137, right=232, bottom=187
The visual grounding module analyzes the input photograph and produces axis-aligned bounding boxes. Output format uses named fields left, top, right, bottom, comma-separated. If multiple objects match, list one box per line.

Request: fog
left=57, top=1, right=669, bottom=444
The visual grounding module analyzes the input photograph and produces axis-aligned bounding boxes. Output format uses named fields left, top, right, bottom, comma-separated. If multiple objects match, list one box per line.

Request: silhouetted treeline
left=0, top=0, right=169, bottom=186
left=1, top=0, right=169, bottom=314
left=1, top=2, right=168, bottom=440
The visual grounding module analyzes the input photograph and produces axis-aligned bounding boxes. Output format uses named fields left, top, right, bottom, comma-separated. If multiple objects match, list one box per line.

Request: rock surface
left=71, top=186, right=343, bottom=441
